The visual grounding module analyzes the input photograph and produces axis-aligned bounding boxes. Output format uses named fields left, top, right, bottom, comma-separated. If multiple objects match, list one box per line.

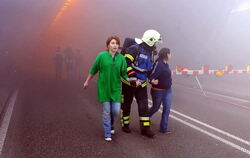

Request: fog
left=0, top=0, right=250, bottom=80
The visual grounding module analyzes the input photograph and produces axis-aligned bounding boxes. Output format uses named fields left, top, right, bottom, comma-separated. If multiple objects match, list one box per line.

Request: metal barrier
left=173, top=65, right=250, bottom=76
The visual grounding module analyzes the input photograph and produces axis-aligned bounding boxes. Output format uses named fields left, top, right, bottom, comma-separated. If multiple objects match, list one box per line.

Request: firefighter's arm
left=124, top=46, right=138, bottom=79
left=121, top=56, right=128, bottom=80
left=124, top=46, right=142, bottom=86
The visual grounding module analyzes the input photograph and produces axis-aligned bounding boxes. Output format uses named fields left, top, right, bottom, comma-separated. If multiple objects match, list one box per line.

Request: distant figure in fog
left=74, top=49, right=83, bottom=80
left=64, top=46, right=74, bottom=80
left=53, top=47, right=64, bottom=79
left=83, top=36, right=128, bottom=142
left=149, top=48, right=172, bottom=134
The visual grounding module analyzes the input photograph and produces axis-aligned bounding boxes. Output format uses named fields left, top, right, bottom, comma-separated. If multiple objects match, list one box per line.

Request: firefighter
left=121, top=30, right=161, bottom=138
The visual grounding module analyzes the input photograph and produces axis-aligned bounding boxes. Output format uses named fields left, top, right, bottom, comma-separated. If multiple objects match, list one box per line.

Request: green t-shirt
left=90, top=51, right=128, bottom=102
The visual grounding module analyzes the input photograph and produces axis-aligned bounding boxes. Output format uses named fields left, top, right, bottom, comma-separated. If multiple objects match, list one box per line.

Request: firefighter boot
left=141, top=126, right=155, bottom=138
left=122, top=124, right=131, bottom=133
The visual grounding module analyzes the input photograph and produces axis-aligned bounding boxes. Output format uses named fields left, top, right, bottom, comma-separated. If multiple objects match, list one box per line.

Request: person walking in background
left=74, top=49, right=83, bottom=80
left=83, top=36, right=128, bottom=141
left=149, top=48, right=172, bottom=134
left=53, top=47, right=64, bottom=79
left=64, top=46, right=74, bottom=80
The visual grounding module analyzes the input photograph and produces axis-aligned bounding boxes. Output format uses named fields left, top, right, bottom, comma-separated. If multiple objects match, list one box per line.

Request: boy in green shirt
left=83, top=36, right=128, bottom=141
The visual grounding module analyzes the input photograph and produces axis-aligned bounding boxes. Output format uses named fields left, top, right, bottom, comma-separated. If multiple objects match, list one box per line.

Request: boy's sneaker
left=104, top=137, right=112, bottom=141
left=111, top=127, right=115, bottom=134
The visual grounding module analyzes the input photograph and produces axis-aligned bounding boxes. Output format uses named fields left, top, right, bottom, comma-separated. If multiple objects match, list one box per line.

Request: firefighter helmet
left=141, top=29, right=161, bottom=47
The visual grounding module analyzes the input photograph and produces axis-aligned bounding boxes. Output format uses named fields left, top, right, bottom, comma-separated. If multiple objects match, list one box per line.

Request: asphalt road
left=0, top=77, right=250, bottom=158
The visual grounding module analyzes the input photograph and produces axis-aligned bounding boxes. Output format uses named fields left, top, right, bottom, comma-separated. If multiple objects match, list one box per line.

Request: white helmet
left=141, top=29, right=161, bottom=47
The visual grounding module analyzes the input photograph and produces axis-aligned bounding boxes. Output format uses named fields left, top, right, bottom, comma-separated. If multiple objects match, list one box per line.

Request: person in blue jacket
left=149, top=47, right=172, bottom=134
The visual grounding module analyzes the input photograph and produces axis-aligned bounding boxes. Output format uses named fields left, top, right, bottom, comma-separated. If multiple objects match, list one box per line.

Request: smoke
left=0, top=0, right=249, bottom=81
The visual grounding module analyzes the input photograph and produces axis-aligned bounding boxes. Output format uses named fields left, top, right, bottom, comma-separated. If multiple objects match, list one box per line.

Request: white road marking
left=170, top=109, right=250, bottom=146
left=149, top=99, right=250, bottom=155
left=169, top=113, right=250, bottom=156
left=174, top=84, right=250, bottom=104
left=0, top=89, right=18, bottom=155
left=195, top=76, right=206, bottom=96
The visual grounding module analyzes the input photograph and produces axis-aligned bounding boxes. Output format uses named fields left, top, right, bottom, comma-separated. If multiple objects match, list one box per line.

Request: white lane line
left=139, top=97, right=250, bottom=154
left=206, top=91, right=250, bottom=104
left=149, top=100, right=250, bottom=150
left=169, top=114, right=250, bottom=156
left=149, top=99, right=250, bottom=147
left=171, top=109, right=250, bottom=146
left=0, top=89, right=18, bottom=155
left=174, top=84, right=250, bottom=104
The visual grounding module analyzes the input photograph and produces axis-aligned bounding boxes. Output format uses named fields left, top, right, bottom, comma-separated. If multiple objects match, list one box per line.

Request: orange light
left=215, top=70, right=224, bottom=77
left=52, top=0, right=74, bottom=23
left=247, top=66, right=250, bottom=71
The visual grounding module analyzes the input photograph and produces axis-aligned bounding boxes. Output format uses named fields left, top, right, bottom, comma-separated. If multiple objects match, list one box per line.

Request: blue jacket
left=124, top=43, right=154, bottom=83
left=149, top=59, right=172, bottom=90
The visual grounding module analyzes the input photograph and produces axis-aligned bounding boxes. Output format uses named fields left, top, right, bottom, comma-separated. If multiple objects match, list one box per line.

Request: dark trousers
left=121, top=83, right=151, bottom=128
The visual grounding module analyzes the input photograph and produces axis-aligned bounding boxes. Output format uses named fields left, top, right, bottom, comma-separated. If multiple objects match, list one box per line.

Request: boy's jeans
left=102, top=102, right=121, bottom=138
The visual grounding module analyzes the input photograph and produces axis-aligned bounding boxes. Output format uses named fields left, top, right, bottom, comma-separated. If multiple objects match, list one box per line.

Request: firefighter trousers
left=121, top=83, right=151, bottom=129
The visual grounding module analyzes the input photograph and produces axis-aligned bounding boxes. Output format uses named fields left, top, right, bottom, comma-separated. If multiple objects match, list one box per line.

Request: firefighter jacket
left=122, top=43, right=155, bottom=87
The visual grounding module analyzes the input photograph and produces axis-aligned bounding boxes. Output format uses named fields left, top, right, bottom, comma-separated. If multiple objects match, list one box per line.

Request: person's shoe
left=122, top=125, right=131, bottom=133
left=160, top=130, right=172, bottom=135
left=141, top=128, right=155, bottom=138
left=104, top=137, right=112, bottom=141
left=111, top=126, right=115, bottom=134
